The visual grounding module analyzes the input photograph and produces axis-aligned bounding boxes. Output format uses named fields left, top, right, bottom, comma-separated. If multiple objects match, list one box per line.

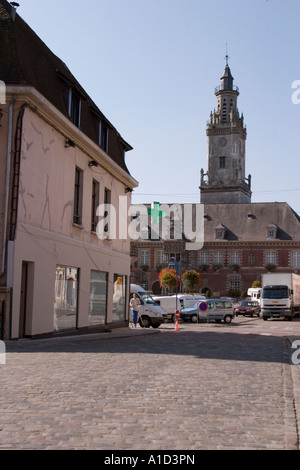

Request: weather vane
left=225, top=43, right=230, bottom=66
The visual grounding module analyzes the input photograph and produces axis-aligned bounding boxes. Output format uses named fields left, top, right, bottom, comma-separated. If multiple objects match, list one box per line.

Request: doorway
left=19, top=262, right=34, bottom=338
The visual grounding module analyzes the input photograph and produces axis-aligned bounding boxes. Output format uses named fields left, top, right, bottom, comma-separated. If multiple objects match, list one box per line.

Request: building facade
left=130, top=61, right=300, bottom=297
left=0, top=1, right=138, bottom=339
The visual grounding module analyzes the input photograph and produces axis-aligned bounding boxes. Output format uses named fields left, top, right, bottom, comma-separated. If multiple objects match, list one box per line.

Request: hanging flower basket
left=159, top=268, right=179, bottom=290
left=181, top=270, right=201, bottom=293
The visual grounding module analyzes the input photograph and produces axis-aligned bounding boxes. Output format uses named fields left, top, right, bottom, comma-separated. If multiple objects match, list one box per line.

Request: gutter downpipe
left=1, top=96, right=16, bottom=339
left=0, top=95, right=16, bottom=279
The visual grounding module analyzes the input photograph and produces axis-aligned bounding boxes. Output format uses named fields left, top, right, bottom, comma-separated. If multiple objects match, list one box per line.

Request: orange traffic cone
left=175, top=320, right=180, bottom=332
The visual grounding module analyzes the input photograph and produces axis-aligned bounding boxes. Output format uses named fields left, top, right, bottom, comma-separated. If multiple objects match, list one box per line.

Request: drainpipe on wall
left=0, top=95, right=16, bottom=280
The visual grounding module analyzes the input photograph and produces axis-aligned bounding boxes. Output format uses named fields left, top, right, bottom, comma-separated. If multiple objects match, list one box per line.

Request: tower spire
left=200, top=59, right=252, bottom=204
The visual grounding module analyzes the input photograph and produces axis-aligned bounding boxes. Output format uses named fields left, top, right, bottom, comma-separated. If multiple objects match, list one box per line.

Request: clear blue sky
left=19, top=0, right=300, bottom=214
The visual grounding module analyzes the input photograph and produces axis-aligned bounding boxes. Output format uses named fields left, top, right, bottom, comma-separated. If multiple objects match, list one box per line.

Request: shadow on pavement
left=5, top=328, right=297, bottom=365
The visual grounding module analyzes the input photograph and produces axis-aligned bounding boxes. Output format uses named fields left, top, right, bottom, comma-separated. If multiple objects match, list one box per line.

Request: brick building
left=130, top=60, right=300, bottom=297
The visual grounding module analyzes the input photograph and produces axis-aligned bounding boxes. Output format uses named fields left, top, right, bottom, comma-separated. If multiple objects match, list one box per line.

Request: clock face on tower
left=218, top=137, right=227, bottom=148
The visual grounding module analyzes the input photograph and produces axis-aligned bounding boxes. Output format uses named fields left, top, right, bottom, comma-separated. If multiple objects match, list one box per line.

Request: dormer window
left=98, top=120, right=108, bottom=152
left=266, top=223, right=277, bottom=239
left=215, top=224, right=226, bottom=240
left=68, top=88, right=81, bottom=127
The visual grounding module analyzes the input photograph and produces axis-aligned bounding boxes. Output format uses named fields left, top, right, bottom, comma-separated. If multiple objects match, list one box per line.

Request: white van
left=247, top=288, right=262, bottom=302
left=130, top=285, right=168, bottom=329
left=181, top=298, right=235, bottom=324
left=152, top=294, right=206, bottom=322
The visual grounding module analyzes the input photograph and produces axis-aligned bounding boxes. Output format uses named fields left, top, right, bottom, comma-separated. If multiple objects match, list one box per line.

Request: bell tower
left=200, top=57, right=252, bottom=204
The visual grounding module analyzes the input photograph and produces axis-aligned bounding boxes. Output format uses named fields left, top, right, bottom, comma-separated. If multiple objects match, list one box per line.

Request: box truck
left=261, top=273, right=300, bottom=321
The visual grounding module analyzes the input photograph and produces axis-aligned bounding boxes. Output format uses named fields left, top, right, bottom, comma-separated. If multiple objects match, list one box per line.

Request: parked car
left=234, top=300, right=261, bottom=317
left=181, top=299, right=235, bottom=324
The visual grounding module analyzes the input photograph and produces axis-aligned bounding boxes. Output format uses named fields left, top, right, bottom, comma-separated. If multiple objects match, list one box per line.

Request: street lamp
left=168, top=257, right=186, bottom=315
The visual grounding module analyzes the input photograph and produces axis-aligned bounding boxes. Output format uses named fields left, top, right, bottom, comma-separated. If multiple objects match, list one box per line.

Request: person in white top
left=129, top=294, right=141, bottom=328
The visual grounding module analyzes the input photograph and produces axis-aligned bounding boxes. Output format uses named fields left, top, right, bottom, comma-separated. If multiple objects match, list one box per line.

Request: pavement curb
left=287, top=337, right=300, bottom=450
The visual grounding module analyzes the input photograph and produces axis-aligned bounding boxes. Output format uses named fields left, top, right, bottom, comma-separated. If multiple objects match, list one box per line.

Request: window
left=156, top=250, right=165, bottom=265
left=268, top=230, right=276, bottom=238
left=219, top=156, right=226, bottom=169
left=291, top=252, right=300, bottom=269
left=228, top=275, right=241, bottom=292
left=91, top=180, right=100, bottom=232
left=74, top=167, right=83, bottom=225
left=230, top=252, right=241, bottom=265
left=112, top=275, right=127, bottom=322
left=140, top=250, right=150, bottom=266
left=213, top=252, right=224, bottom=265
left=104, top=188, right=111, bottom=235
left=68, top=88, right=81, bottom=127
left=265, top=251, right=277, bottom=266
left=222, top=101, right=227, bottom=123
left=54, top=266, right=79, bottom=332
left=89, top=270, right=108, bottom=326
left=200, top=251, right=210, bottom=266
left=215, top=224, right=226, bottom=240
left=99, top=120, right=108, bottom=152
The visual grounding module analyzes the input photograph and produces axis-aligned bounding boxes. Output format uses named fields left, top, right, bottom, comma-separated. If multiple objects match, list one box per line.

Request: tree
left=181, top=270, right=201, bottom=293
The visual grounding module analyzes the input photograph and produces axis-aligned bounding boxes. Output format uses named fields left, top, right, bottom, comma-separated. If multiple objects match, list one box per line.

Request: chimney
left=10, top=2, right=20, bottom=21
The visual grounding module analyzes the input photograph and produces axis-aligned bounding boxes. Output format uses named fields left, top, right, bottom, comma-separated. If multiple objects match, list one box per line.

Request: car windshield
left=241, top=301, right=255, bottom=307
left=139, top=293, right=156, bottom=304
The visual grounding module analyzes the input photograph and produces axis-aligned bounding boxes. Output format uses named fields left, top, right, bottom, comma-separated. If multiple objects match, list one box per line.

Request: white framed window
left=291, top=252, right=300, bottom=269
left=140, top=250, right=150, bottom=266
left=265, top=251, right=277, bottom=266
left=156, top=250, right=164, bottom=265
left=230, top=252, right=241, bottom=265
left=200, top=251, right=210, bottom=266
left=267, top=229, right=276, bottom=239
left=228, top=275, right=241, bottom=292
left=213, top=251, right=224, bottom=265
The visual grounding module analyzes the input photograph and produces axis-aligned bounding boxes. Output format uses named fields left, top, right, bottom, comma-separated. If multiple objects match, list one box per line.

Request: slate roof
left=0, top=0, right=132, bottom=174
left=140, top=202, right=300, bottom=244
left=202, top=202, right=300, bottom=243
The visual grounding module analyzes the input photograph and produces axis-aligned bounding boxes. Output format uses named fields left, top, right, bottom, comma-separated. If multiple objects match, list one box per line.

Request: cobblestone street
left=1, top=318, right=300, bottom=450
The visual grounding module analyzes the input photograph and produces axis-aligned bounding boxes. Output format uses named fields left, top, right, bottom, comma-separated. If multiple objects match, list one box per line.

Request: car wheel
left=223, top=315, right=232, bottom=324
left=263, top=317, right=268, bottom=321
left=152, top=324, right=160, bottom=329
left=140, top=316, right=151, bottom=328
left=191, top=314, right=198, bottom=323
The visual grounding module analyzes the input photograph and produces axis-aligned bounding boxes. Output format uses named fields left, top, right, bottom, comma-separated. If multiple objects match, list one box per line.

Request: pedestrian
left=130, top=293, right=141, bottom=328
